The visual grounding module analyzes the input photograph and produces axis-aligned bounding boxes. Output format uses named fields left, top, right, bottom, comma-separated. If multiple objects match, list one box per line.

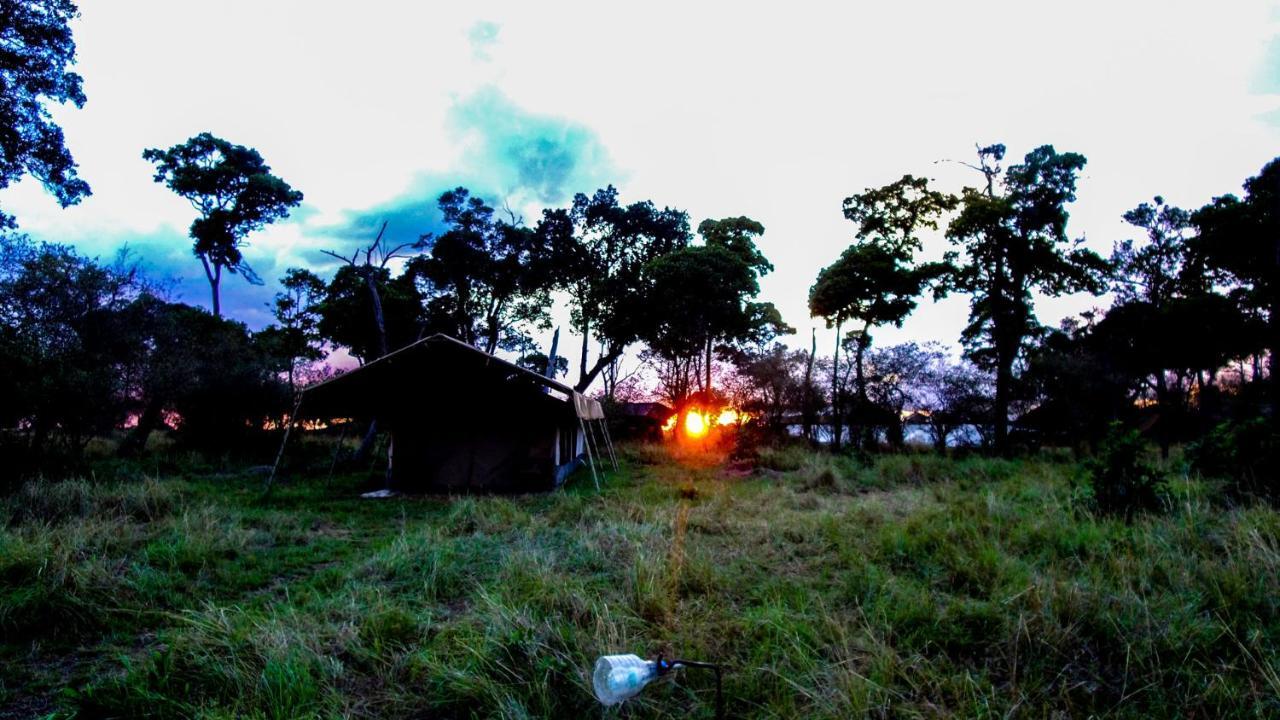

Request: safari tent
left=293, top=334, right=614, bottom=493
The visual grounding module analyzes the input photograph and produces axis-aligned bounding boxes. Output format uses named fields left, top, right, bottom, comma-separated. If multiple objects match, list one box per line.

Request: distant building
left=296, top=335, right=608, bottom=492
left=611, top=401, right=674, bottom=441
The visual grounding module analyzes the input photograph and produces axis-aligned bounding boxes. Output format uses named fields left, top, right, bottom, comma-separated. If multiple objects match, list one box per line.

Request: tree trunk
left=803, top=328, right=816, bottom=441
left=831, top=320, right=843, bottom=451
left=201, top=257, right=223, bottom=318
left=705, top=335, right=713, bottom=398
left=575, top=345, right=624, bottom=394
left=544, top=327, right=560, bottom=380
left=853, top=327, right=868, bottom=450
left=118, top=399, right=164, bottom=458
left=994, top=347, right=1012, bottom=454
left=578, top=318, right=590, bottom=387
left=1153, top=372, right=1172, bottom=459
left=363, top=270, right=389, bottom=358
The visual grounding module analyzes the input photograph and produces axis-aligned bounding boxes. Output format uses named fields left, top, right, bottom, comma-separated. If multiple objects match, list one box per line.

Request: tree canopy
left=0, top=0, right=92, bottom=228
left=942, top=144, right=1108, bottom=452
left=143, top=133, right=303, bottom=316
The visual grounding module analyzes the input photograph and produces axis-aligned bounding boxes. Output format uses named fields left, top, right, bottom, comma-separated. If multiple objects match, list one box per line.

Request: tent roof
left=296, top=334, right=601, bottom=420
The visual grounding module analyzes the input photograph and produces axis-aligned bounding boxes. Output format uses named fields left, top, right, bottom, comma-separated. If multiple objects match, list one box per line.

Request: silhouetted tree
left=536, top=186, right=691, bottom=392
left=1191, top=157, right=1280, bottom=417
left=258, top=268, right=326, bottom=389
left=1107, top=197, right=1259, bottom=454
left=864, top=342, right=946, bottom=448
left=406, top=188, right=556, bottom=354
left=810, top=175, right=953, bottom=450
left=642, top=216, right=788, bottom=406
left=143, top=133, right=303, bottom=317
left=1, top=235, right=136, bottom=455
left=942, top=144, right=1108, bottom=453
left=320, top=221, right=426, bottom=360
left=315, top=264, right=422, bottom=365
left=0, top=0, right=91, bottom=228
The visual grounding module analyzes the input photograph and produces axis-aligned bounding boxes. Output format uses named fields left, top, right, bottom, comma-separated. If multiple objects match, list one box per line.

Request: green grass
left=1, top=444, right=1278, bottom=718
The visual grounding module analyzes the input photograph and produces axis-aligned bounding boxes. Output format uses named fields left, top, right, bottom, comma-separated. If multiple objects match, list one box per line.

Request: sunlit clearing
left=662, top=415, right=677, bottom=433
left=685, top=411, right=708, bottom=437
left=716, top=409, right=740, bottom=426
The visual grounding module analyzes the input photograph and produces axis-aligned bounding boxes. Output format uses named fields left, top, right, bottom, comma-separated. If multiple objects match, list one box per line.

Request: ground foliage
left=1, top=445, right=1277, bottom=718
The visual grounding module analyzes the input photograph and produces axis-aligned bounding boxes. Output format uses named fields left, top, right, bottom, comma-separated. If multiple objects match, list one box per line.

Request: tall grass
left=1, top=447, right=1277, bottom=718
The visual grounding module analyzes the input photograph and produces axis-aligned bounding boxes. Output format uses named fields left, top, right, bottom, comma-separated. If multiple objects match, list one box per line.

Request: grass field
left=2, top=443, right=1278, bottom=718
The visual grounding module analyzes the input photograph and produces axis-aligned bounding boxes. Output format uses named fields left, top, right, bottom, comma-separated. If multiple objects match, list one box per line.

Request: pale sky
left=3, top=1, right=1279, bottom=372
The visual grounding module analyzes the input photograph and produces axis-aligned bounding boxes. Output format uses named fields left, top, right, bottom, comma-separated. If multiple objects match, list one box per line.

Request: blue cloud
left=468, top=21, right=500, bottom=61
left=324, top=85, right=616, bottom=256
left=1253, top=34, right=1280, bottom=95
left=23, top=86, right=616, bottom=331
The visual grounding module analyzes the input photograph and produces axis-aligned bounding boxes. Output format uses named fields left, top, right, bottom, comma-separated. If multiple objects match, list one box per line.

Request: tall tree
left=642, top=216, right=788, bottom=406
left=143, top=133, right=303, bottom=317
left=809, top=175, right=954, bottom=450
left=942, top=144, right=1108, bottom=453
left=0, top=0, right=91, bottom=227
left=406, top=188, right=556, bottom=354
left=537, top=186, right=691, bottom=392
left=1190, top=157, right=1280, bottom=417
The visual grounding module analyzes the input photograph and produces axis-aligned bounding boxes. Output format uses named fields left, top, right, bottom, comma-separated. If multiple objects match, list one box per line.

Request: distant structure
left=295, top=335, right=614, bottom=492
left=612, top=402, right=675, bottom=441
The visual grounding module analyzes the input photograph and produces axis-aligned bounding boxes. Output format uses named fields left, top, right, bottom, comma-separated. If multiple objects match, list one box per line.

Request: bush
left=1188, top=418, right=1279, bottom=498
left=1086, top=423, right=1164, bottom=517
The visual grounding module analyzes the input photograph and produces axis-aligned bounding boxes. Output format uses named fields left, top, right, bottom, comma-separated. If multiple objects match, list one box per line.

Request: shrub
left=1188, top=418, right=1279, bottom=498
left=1086, top=423, right=1164, bottom=517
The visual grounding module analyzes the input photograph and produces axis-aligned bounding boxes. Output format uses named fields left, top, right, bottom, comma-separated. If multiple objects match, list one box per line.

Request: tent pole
left=599, top=418, right=619, bottom=471
left=579, top=416, right=599, bottom=491
left=586, top=418, right=606, bottom=476
left=265, top=394, right=304, bottom=495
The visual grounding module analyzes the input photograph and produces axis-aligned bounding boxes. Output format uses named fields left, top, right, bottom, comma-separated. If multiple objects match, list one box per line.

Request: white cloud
left=2, top=0, right=1277, bottom=361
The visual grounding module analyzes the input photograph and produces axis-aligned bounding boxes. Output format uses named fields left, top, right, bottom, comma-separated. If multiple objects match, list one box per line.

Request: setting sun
left=684, top=411, right=708, bottom=437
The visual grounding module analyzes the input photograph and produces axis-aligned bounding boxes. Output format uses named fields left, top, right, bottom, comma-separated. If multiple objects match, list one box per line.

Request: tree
left=320, top=221, right=426, bottom=361
left=1190, top=157, right=1280, bottom=417
left=315, top=264, right=422, bottom=365
left=916, top=355, right=992, bottom=451
left=116, top=297, right=288, bottom=456
left=809, top=175, right=954, bottom=450
left=729, top=342, right=809, bottom=435
left=406, top=188, right=557, bottom=354
left=143, top=133, right=303, bottom=317
left=516, top=351, right=568, bottom=378
left=864, top=342, right=946, bottom=448
left=942, top=144, right=1108, bottom=453
left=642, top=216, right=788, bottom=407
left=1108, top=197, right=1257, bottom=454
left=0, top=0, right=91, bottom=228
left=258, top=267, right=326, bottom=389
left=0, top=235, right=137, bottom=456
left=536, top=186, right=691, bottom=392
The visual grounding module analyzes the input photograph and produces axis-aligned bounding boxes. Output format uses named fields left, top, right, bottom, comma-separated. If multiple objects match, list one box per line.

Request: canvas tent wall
left=295, top=334, right=606, bottom=493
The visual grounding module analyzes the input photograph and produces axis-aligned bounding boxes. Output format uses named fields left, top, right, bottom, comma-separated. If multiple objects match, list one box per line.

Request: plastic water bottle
left=592, top=654, right=660, bottom=705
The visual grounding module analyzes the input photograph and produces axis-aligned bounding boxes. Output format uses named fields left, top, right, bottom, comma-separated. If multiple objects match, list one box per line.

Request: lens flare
left=715, top=409, right=740, bottom=426
left=684, top=411, right=708, bottom=437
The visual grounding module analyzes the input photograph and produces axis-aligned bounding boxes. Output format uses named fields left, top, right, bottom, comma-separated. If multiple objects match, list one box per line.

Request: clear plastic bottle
left=592, top=654, right=660, bottom=705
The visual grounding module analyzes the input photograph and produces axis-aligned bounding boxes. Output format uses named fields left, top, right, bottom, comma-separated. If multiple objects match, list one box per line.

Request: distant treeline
left=1, top=147, right=1276, bottom=489
left=0, top=1, right=1275, bottom=489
